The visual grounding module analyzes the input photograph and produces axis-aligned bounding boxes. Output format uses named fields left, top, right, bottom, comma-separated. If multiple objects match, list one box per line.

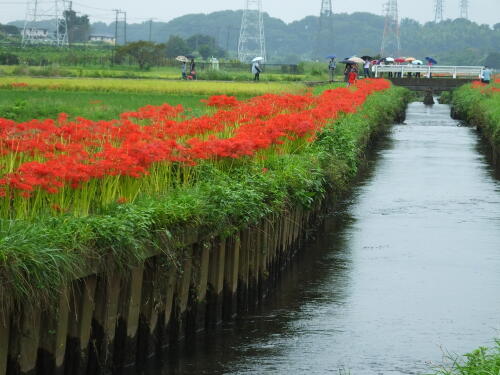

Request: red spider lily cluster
left=10, top=82, right=29, bottom=88
left=0, top=79, right=390, bottom=219
left=471, top=80, right=500, bottom=94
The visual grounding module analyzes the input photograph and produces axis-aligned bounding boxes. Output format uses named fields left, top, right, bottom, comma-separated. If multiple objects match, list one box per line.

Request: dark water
left=149, top=102, right=500, bottom=374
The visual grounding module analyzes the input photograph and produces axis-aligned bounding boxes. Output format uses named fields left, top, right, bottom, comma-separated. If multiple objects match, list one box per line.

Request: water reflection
left=147, top=101, right=500, bottom=375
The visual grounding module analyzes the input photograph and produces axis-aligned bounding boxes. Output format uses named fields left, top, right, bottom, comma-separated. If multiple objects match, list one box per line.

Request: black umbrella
left=361, top=55, right=372, bottom=60
left=185, top=54, right=195, bottom=59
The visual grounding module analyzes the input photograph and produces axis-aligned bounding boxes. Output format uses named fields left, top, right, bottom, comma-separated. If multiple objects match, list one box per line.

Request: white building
left=89, top=34, right=115, bottom=44
left=22, top=27, right=49, bottom=40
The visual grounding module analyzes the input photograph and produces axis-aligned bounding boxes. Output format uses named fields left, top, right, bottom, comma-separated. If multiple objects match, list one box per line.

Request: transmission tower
left=22, top=0, right=69, bottom=46
left=380, top=0, right=400, bottom=57
left=314, top=0, right=334, bottom=58
left=459, top=0, right=468, bottom=19
left=238, top=0, right=266, bottom=62
left=434, top=0, right=444, bottom=22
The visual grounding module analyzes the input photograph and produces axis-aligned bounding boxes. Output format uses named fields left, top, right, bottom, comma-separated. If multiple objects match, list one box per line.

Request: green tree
left=165, top=35, right=190, bottom=58
left=116, top=41, right=165, bottom=69
left=61, top=10, right=90, bottom=44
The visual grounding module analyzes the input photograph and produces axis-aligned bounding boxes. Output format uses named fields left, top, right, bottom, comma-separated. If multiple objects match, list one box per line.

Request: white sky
left=1, top=0, right=499, bottom=26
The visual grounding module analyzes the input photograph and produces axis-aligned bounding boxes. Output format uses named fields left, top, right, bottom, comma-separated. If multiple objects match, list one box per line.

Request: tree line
left=4, top=10, right=500, bottom=67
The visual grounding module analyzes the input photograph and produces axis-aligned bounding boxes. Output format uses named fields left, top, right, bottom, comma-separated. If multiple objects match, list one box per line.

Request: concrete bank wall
left=1, top=203, right=325, bottom=375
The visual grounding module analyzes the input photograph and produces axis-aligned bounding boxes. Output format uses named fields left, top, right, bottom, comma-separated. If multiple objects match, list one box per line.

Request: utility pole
left=238, top=0, right=266, bottom=62
left=380, top=0, right=400, bottom=57
left=434, top=0, right=444, bottom=22
left=315, top=0, right=334, bottom=58
left=149, top=19, right=153, bottom=42
left=459, top=0, right=468, bottom=19
left=123, top=11, right=127, bottom=44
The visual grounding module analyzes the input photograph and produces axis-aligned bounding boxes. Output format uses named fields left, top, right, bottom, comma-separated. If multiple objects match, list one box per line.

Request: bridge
left=373, top=65, right=483, bottom=92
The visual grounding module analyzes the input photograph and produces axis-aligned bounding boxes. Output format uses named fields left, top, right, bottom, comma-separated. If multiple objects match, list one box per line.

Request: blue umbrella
left=425, top=57, right=437, bottom=64
left=326, top=55, right=336, bottom=59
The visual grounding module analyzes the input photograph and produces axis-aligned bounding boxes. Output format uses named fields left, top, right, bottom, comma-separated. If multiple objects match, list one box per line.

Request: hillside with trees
left=5, top=11, right=500, bottom=66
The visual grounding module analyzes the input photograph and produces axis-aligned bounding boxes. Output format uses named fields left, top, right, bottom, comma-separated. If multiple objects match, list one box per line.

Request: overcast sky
left=1, top=0, right=499, bottom=26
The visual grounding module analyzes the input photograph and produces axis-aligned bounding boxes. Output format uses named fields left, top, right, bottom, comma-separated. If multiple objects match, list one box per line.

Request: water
left=148, top=102, right=500, bottom=375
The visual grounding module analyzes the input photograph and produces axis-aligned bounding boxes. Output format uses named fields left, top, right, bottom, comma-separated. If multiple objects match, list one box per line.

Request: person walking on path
left=328, top=58, right=337, bottom=82
left=363, top=59, right=371, bottom=78
left=189, top=58, right=197, bottom=80
left=181, top=61, right=187, bottom=80
left=347, top=64, right=358, bottom=86
left=482, top=67, right=492, bottom=84
left=343, top=63, right=352, bottom=82
left=252, top=61, right=262, bottom=81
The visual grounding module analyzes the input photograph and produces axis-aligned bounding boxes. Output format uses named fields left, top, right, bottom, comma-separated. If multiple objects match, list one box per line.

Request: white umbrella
left=348, top=56, right=365, bottom=64
left=176, top=56, right=188, bottom=62
left=384, top=57, right=395, bottom=62
left=412, top=60, right=423, bottom=65
left=252, top=56, right=264, bottom=62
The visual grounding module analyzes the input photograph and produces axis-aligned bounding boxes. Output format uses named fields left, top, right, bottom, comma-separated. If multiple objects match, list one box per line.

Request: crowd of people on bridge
left=327, top=55, right=495, bottom=85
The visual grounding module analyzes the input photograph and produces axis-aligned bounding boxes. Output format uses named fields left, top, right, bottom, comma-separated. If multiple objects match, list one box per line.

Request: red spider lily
left=0, top=78, right=391, bottom=218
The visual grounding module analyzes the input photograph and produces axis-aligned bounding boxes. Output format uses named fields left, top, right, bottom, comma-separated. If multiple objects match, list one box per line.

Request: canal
left=147, top=101, right=500, bottom=374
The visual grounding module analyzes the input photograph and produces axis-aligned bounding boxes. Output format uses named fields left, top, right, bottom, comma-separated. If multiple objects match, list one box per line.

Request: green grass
left=428, top=340, right=500, bottom=375
left=0, top=89, right=212, bottom=121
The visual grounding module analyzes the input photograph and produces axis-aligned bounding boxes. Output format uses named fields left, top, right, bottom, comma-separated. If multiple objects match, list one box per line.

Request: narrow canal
left=149, top=101, right=500, bottom=374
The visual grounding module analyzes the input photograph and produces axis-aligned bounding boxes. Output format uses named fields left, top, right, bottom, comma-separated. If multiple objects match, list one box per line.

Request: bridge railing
left=373, top=65, right=484, bottom=79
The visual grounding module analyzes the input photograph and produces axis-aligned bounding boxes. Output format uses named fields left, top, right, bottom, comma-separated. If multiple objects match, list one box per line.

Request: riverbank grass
left=429, top=340, right=500, bottom=375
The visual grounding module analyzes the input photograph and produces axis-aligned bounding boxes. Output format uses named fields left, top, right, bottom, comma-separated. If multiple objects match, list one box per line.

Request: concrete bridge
left=374, top=65, right=483, bottom=92
left=387, top=77, right=476, bottom=92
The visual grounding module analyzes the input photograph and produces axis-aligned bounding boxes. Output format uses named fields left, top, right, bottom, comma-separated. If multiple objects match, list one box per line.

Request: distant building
left=89, top=34, right=115, bottom=44
left=22, top=27, right=50, bottom=40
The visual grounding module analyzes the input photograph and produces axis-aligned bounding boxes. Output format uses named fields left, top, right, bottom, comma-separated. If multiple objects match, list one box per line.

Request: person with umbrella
left=425, top=57, right=437, bottom=79
left=252, top=57, right=263, bottom=81
left=326, top=55, right=336, bottom=82
left=361, top=56, right=372, bottom=78
left=340, top=59, right=353, bottom=82
left=176, top=56, right=189, bottom=79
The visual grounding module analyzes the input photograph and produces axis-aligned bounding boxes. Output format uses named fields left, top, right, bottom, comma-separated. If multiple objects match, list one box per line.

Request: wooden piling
left=86, top=274, right=121, bottom=374
left=237, top=228, right=250, bottom=313
left=64, top=276, right=96, bottom=375
left=223, top=235, right=240, bottom=320
left=114, top=266, right=143, bottom=370
left=37, top=289, right=70, bottom=375
left=18, top=304, right=41, bottom=375
left=206, top=238, right=226, bottom=327
left=170, top=246, right=193, bottom=342
left=0, top=316, right=10, bottom=375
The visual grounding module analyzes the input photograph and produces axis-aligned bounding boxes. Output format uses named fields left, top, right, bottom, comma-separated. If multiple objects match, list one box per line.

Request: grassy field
left=0, top=89, right=212, bottom=121
left=0, top=76, right=305, bottom=96
left=0, top=77, right=308, bottom=121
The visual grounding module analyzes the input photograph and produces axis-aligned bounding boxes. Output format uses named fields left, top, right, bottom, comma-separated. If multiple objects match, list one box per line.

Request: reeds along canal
left=147, top=100, right=500, bottom=375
